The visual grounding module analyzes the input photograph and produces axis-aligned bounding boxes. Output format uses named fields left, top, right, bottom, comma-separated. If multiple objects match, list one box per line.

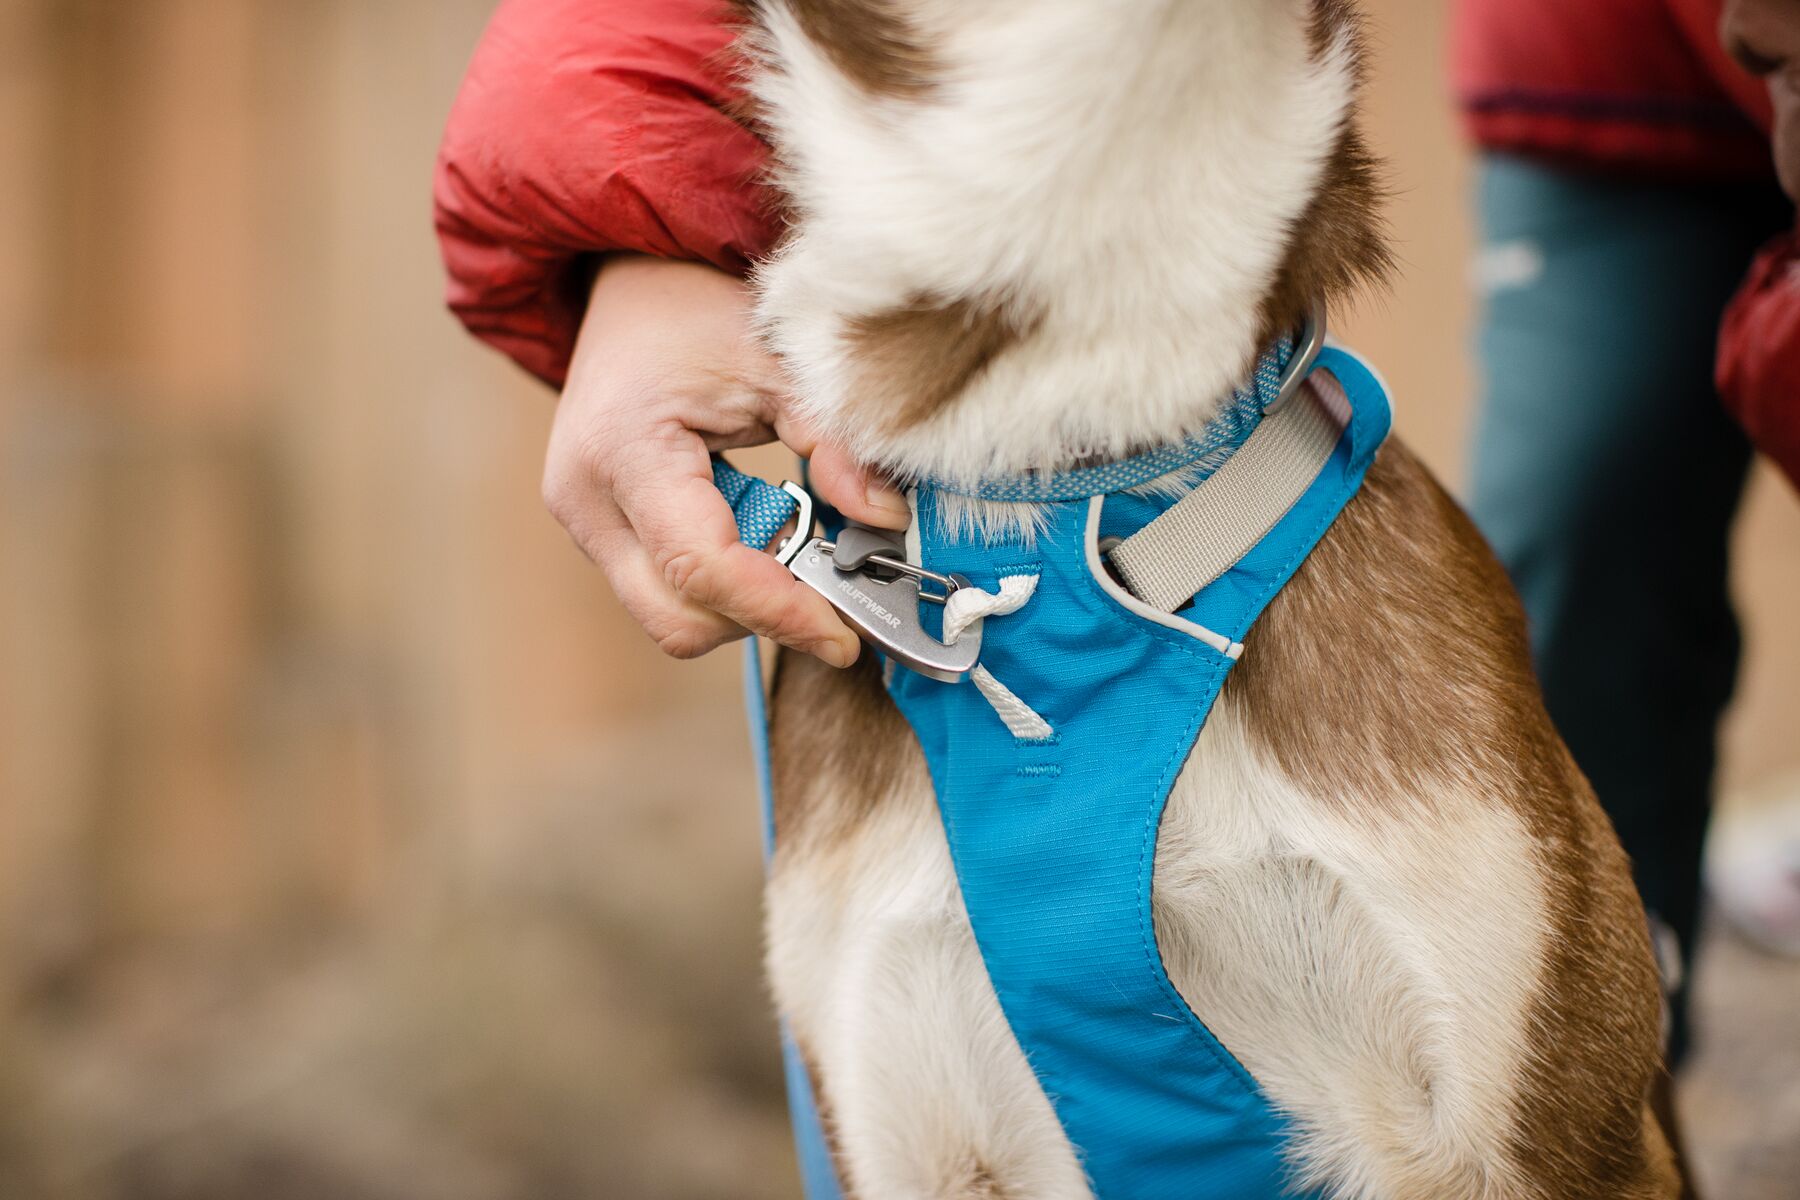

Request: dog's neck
left=745, top=0, right=1389, bottom=493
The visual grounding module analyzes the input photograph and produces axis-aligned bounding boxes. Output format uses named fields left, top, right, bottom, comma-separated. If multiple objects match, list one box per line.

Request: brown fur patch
left=961, top=1162, right=1011, bottom=1199
left=1307, top=0, right=1365, bottom=64
left=734, top=0, right=936, bottom=98
left=1509, top=766, right=1682, bottom=1199
left=1225, top=438, right=1533, bottom=804
left=768, top=644, right=918, bottom=853
left=843, top=295, right=1032, bottom=433
left=1263, top=1, right=1392, bottom=343
left=1261, top=120, right=1392, bottom=346
left=1226, top=436, right=1676, bottom=1198
left=1649, top=1071, right=1699, bottom=1200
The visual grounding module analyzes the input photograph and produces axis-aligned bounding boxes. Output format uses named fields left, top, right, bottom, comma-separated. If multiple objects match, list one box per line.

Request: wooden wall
left=0, top=4, right=785, bottom=1196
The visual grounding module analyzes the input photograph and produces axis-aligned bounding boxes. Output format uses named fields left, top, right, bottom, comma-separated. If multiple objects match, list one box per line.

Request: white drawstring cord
left=942, top=575, right=1052, bottom=740
left=943, top=574, right=1037, bottom=642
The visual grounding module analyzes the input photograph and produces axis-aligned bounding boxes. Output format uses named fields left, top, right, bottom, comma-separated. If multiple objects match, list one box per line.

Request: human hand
left=541, top=254, right=910, bottom=664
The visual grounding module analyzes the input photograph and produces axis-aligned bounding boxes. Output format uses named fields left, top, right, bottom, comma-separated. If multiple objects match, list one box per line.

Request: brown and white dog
left=737, top=1, right=1681, bottom=1196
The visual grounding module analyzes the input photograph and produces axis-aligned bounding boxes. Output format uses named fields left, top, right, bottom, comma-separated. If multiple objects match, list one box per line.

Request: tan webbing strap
left=1109, top=386, right=1341, bottom=613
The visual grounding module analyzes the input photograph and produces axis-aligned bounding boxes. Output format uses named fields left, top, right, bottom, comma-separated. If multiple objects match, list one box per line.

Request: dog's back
left=747, top=2, right=1676, bottom=1196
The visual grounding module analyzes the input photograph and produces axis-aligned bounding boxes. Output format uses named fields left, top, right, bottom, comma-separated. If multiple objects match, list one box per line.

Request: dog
left=737, top=2, right=1680, bottom=1196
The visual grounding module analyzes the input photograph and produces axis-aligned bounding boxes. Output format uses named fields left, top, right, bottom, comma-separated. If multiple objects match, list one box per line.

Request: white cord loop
left=943, top=574, right=1037, bottom=644
left=942, top=574, right=1052, bottom=739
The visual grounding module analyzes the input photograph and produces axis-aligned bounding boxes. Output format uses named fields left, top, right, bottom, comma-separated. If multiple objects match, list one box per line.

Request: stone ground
left=2, top=675, right=1794, bottom=1200
left=1682, top=915, right=1800, bottom=1200
left=8, top=916, right=1795, bottom=1200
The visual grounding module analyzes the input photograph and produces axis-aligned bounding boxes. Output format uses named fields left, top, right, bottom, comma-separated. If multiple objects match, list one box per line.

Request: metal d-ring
left=1262, top=299, right=1327, bottom=414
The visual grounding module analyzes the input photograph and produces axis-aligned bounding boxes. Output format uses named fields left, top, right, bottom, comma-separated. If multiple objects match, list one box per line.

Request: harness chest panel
left=741, top=345, right=1392, bottom=1199
left=893, top=490, right=1292, bottom=1197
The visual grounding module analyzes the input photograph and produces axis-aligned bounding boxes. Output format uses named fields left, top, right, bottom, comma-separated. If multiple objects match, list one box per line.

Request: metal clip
left=772, top=481, right=981, bottom=682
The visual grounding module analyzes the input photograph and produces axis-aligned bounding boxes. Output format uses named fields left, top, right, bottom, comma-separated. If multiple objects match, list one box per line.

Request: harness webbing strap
left=713, top=458, right=799, bottom=549
left=1110, top=382, right=1342, bottom=613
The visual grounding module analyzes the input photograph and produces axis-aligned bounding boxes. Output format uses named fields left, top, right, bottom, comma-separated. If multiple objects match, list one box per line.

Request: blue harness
left=721, top=339, right=1392, bottom=1199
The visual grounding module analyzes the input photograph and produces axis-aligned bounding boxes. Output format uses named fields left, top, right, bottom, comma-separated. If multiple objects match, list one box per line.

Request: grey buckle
left=773, top=481, right=981, bottom=682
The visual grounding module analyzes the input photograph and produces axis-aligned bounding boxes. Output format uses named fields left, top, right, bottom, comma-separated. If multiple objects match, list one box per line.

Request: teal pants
left=1468, top=156, right=1789, bottom=1061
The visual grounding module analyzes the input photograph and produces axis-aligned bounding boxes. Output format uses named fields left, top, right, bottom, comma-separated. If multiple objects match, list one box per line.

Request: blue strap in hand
left=713, top=459, right=800, bottom=549
left=724, top=467, right=843, bottom=1199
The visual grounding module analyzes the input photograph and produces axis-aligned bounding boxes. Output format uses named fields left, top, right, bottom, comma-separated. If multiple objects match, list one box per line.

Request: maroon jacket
left=1452, top=0, right=1773, bottom=178
left=1719, top=232, right=1800, bottom=491
left=433, top=0, right=1800, bottom=492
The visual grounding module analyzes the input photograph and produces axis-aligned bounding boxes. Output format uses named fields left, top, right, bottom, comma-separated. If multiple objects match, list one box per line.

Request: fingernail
left=864, top=481, right=911, bottom=524
left=821, top=638, right=859, bottom=669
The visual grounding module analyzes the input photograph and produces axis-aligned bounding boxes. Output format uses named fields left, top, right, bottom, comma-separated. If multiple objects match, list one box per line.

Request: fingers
left=772, top=409, right=911, bottom=532
left=718, top=334, right=911, bottom=530
left=600, top=520, right=751, bottom=660
left=806, top=442, right=912, bottom=531
left=611, top=440, right=862, bottom=667
left=544, top=253, right=897, bottom=667
left=543, top=472, right=747, bottom=659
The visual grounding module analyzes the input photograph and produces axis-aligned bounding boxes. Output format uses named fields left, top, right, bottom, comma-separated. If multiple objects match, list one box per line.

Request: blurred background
left=0, top=1, right=1796, bottom=1198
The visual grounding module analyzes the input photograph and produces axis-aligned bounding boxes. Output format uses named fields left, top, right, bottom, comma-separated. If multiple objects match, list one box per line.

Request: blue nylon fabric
left=736, top=345, right=1390, bottom=1198
left=892, top=497, right=1291, bottom=1197
left=886, top=345, right=1389, bottom=1199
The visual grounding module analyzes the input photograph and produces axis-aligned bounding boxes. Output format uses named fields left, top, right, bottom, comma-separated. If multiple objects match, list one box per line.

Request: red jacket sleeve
left=434, top=0, right=781, bottom=387
left=1718, top=232, right=1800, bottom=495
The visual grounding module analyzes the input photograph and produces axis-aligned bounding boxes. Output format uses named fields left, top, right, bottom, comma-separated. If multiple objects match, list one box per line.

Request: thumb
left=773, top=407, right=912, bottom=532
left=807, top=442, right=912, bottom=531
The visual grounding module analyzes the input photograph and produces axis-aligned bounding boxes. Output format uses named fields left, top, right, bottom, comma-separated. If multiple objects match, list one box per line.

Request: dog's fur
left=744, top=2, right=1678, bottom=1196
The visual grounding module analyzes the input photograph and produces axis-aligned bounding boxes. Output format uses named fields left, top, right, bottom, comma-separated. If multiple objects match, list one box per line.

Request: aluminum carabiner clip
left=773, top=482, right=981, bottom=683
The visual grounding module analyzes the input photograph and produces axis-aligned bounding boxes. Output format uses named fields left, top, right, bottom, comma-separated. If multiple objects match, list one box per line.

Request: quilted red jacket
left=434, top=0, right=780, bottom=388
left=434, top=0, right=1800, bottom=491
left=1718, top=232, right=1800, bottom=491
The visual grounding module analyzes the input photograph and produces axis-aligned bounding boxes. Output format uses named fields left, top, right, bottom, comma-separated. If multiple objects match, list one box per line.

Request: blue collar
left=924, top=333, right=1298, bottom=502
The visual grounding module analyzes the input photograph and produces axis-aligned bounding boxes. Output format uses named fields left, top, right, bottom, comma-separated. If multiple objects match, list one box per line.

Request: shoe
left=1706, top=769, right=1800, bottom=958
